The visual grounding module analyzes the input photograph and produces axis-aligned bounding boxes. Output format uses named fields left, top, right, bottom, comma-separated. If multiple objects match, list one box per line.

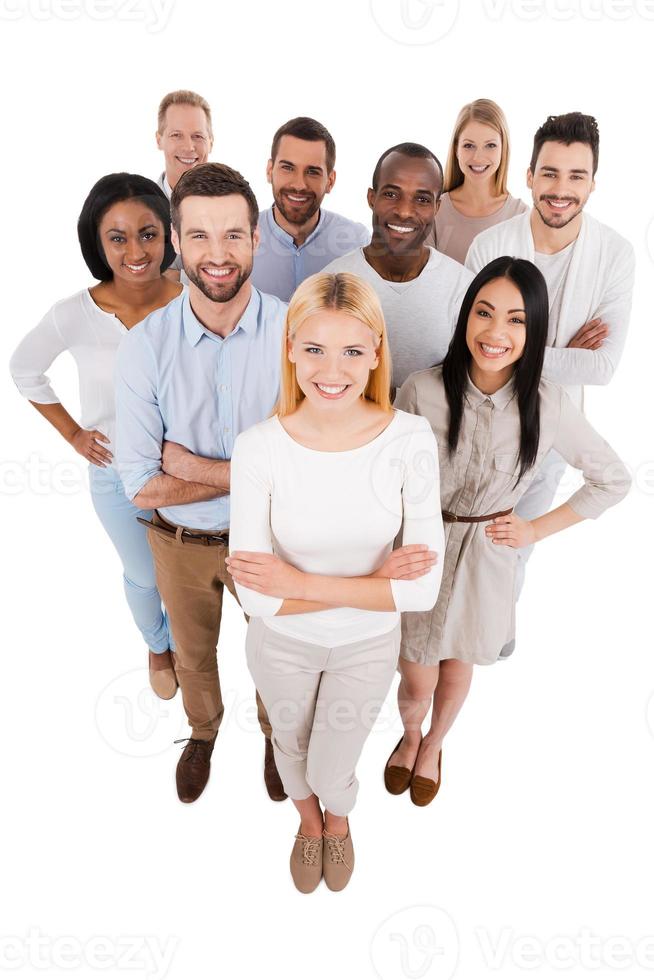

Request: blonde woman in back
left=226, top=272, right=444, bottom=893
left=428, top=98, right=527, bottom=264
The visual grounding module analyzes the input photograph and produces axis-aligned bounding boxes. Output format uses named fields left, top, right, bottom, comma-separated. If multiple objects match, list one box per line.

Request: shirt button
left=220, top=385, right=228, bottom=392
left=224, top=426, right=230, bottom=433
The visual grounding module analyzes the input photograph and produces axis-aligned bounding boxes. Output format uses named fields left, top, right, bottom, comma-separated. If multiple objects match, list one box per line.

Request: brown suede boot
left=175, top=735, right=216, bottom=803
left=264, top=738, right=287, bottom=802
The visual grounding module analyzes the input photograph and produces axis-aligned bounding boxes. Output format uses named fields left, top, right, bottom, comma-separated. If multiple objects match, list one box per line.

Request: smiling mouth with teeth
left=479, top=342, right=510, bottom=356
left=387, top=223, right=416, bottom=234
left=315, top=383, right=350, bottom=395
left=202, top=266, right=235, bottom=279
left=124, top=262, right=149, bottom=272
left=543, top=198, right=576, bottom=210
left=469, top=165, right=490, bottom=172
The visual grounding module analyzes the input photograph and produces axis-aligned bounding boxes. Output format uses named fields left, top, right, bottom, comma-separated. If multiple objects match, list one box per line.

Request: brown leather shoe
left=175, top=735, right=216, bottom=803
left=149, top=650, right=178, bottom=700
left=410, top=749, right=442, bottom=807
left=264, top=737, right=287, bottom=802
left=384, top=736, right=419, bottom=795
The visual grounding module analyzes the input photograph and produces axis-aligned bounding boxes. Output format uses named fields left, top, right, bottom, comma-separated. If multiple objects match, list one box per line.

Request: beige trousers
left=246, top=618, right=401, bottom=816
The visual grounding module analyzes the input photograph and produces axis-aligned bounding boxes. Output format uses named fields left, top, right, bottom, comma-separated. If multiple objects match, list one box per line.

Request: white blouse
left=229, top=409, right=445, bottom=647
left=10, top=289, right=133, bottom=453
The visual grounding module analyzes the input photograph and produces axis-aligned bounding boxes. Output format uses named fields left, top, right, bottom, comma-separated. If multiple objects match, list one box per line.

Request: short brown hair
left=270, top=116, right=336, bottom=173
left=157, top=89, right=213, bottom=139
left=530, top=112, right=599, bottom=176
left=170, top=162, right=259, bottom=234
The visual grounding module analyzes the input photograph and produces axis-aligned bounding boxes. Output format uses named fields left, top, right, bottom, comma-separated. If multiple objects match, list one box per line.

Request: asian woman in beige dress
left=427, top=99, right=527, bottom=264
left=384, top=256, right=631, bottom=806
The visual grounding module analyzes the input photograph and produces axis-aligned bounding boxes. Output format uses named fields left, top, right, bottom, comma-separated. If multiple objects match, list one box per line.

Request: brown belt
left=442, top=507, right=513, bottom=524
left=137, top=511, right=229, bottom=546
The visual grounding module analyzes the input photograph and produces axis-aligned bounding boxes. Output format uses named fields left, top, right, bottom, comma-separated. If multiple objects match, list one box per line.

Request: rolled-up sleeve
left=389, top=418, right=445, bottom=612
left=553, top=388, right=632, bottom=519
left=114, top=330, right=164, bottom=501
left=229, top=427, right=284, bottom=618
left=9, top=305, right=66, bottom=404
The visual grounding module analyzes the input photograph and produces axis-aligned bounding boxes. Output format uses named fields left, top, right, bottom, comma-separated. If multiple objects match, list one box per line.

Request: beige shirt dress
left=394, top=366, right=631, bottom=667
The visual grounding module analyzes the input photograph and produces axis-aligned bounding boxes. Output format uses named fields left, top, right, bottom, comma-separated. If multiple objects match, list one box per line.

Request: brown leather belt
left=137, top=511, right=229, bottom=546
left=442, top=507, right=513, bottom=524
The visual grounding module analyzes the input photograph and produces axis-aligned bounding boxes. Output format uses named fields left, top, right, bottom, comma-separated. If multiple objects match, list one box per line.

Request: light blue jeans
left=88, top=464, right=173, bottom=654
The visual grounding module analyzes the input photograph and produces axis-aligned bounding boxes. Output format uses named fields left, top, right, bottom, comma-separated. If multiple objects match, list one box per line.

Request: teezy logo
left=370, top=0, right=460, bottom=44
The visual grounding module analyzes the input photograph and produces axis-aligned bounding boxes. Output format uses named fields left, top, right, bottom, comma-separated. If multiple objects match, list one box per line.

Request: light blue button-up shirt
left=115, top=287, right=287, bottom=530
left=251, top=206, right=370, bottom=302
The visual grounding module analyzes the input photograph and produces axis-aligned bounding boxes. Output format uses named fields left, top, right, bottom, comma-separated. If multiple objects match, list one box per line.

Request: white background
left=1, top=1, right=652, bottom=978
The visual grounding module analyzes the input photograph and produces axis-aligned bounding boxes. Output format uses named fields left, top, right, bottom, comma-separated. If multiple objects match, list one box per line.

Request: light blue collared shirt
left=251, top=206, right=370, bottom=302
left=115, top=287, right=287, bottom=530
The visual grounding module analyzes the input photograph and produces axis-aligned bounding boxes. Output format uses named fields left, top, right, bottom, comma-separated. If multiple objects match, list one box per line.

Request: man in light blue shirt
left=251, top=116, right=369, bottom=302
left=115, top=162, right=288, bottom=805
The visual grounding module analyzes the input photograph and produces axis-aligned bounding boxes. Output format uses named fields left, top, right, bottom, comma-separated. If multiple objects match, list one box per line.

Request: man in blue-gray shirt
left=115, top=163, right=288, bottom=805
left=251, top=116, right=369, bottom=301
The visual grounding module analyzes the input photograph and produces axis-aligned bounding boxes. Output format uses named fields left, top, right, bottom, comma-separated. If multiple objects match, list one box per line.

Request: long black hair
left=77, top=173, right=176, bottom=281
left=442, top=256, right=549, bottom=483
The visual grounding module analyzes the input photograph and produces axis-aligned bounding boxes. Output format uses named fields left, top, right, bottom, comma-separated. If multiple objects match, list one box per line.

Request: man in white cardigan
left=466, top=112, right=635, bottom=655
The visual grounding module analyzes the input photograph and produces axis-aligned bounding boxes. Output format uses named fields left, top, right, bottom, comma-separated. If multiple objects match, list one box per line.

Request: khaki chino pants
left=147, top=512, right=272, bottom=742
left=246, top=617, right=401, bottom=816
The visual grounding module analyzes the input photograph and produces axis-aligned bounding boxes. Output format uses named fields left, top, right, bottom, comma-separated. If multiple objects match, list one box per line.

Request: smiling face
left=156, top=104, right=213, bottom=189
left=528, top=140, right=595, bottom=229
left=367, top=151, right=442, bottom=257
left=97, top=199, right=167, bottom=284
left=456, top=120, right=502, bottom=185
left=267, top=134, right=335, bottom=227
left=172, top=194, right=258, bottom=303
left=466, top=276, right=527, bottom=388
left=287, top=309, right=380, bottom=412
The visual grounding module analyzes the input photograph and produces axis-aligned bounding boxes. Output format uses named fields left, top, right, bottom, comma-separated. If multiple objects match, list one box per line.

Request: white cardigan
left=465, top=210, right=635, bottom=408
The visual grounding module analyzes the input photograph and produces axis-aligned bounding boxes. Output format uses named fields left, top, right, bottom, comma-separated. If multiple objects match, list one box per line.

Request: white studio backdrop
left=1, top=1, right=652, bottom=979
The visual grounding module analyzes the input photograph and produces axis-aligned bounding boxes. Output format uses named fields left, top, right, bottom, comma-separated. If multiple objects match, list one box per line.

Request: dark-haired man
left=115, top=163, right=288, bottom=804
left=466, top=112, right=635, bottom=650
left=251, top=116, right=369, bottom=301
left=323, top=143, right=474, bottom=393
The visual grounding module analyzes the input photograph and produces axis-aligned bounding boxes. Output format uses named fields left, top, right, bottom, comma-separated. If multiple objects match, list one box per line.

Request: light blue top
left=115, top=287, right=287, bottom=530
left=251, top=206, right=370, bottom=302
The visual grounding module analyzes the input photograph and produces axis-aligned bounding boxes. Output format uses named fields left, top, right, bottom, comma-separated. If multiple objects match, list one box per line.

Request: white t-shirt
left=533, top=240, right=575, bottom=342
left=229, top=409, right=445, bottom=647
left=9, top=289, right=133, bottom=452
left=322, top=247, right=474, bottom=390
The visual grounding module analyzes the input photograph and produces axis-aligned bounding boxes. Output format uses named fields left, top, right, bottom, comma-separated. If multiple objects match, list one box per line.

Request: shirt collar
left=182, top=287, right=261, bottom=347
left=268, top=205, right=325, bottom=248
left=160, top=171, right=173, bottom=200
left=465, top=371, right=516, bottom=411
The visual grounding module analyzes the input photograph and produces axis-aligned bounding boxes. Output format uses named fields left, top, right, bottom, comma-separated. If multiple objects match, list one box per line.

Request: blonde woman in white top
left=226, top=272, right=444, bottom=892
left=427, top=99, right=527, bottom=264
left=9, top=174, right=182, bottom=698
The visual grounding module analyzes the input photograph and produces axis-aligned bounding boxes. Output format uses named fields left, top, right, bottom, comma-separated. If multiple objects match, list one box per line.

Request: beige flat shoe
left=149, top=649, right=178, bottom=700
left=290, top=826, right=323, bottom=893
left=323, top=821, right=355, bottom=891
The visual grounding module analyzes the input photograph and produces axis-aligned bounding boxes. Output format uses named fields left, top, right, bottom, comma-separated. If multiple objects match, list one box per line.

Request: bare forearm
left=532, top=502, right=584, bottom=542
left=302, top=574, right=396, bottom=612
left=276, top=599, right=338, bottom=615
left=180, top=455, right=230, bottom=492
left=29, top=400, right=81, bottom=444
left=133, top=472, right=221, bottom=508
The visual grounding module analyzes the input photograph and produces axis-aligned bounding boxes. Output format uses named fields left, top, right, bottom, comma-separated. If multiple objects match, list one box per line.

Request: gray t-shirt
left=323, top=246, right=474, bottom=389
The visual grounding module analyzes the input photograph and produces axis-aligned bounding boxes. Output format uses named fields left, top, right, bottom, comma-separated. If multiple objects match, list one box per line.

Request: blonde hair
left=276, top=272, right=393, bottom=417
left=443, top=99, right=511, bottom=196
left=157, top=90, right=213, bottom=139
